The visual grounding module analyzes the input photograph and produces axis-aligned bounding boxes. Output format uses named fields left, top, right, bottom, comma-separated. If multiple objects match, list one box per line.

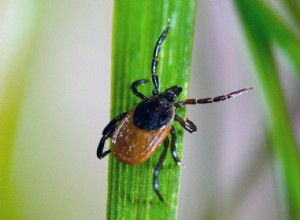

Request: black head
left=159, top=86, right=182, bottom=102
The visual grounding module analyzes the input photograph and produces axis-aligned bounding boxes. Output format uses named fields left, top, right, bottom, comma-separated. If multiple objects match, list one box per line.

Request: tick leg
left=97, top=129, right=114, bottom=159
left=131, top=79, right=149, bottom=99
left=174, top=87, right=252, bottom=108
left=151, top=22, right=170, bottom=96
left=174, top=115, right=197, bottom=133
left=153, top=138, right=169, bottom=203
left=170, top=126, right=183, bottom=166
left=97, top=112, right=127, bottom=159
left=102, top=112, right=127, bottom=135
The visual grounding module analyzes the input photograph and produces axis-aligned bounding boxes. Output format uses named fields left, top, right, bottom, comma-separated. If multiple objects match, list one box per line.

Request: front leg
left=174, top=87, right=252, bottom=108
left=131, top=79, right=149, bottom=99
left=97, top=112, right=127, bottom=159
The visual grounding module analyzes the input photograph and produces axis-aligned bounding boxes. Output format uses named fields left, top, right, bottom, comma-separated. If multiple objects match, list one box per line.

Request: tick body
left=111, top=99, right=174, bottom=165
left=97, top=22, right=252, bottom=203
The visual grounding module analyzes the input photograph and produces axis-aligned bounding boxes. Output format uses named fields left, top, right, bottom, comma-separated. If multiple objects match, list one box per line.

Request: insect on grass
left=97, top=21, right=252, bottom=203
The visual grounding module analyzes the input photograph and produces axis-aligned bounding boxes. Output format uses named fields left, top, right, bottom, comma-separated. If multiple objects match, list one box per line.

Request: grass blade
left=234, top=1, right=300, bottom=219
left=105, top=1, right=197, bottom=219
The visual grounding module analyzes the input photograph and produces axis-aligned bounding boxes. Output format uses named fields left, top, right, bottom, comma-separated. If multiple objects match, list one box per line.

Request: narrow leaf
left=105, top=1, right=197, bottom=219
left=234, top=1, right=300, bottom=219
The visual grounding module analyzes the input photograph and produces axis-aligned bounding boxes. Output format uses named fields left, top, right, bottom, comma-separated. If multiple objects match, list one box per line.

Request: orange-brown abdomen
left=111, top=109, right=174, bottom=165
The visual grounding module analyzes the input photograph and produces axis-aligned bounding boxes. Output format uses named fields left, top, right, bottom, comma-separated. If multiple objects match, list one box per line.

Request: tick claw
left=177, top=161, right=185, bottom=168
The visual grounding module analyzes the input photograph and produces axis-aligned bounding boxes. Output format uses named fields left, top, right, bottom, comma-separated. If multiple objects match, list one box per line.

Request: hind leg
left=153, top=137, right=169, bottom=203
left=97, top=112, right=127, bottom=159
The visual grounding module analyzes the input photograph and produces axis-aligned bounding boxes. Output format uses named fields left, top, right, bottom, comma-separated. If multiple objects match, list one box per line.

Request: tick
left=97, top=23, right=252, bottom=203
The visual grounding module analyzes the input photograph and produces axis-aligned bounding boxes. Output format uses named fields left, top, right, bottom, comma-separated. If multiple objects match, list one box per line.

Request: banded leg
left=131, top=79, right=149, bottom=99
left=175, top=115, right=197, bottom=133
left=153, top=137, right=169, bottom=203
left=151, top=23, right=170, bottom=96
left=97, top=112, right=127, bottom=159
left=174, top=87, right=252, bottom=108
left=170, top=126, right=183, bottom=166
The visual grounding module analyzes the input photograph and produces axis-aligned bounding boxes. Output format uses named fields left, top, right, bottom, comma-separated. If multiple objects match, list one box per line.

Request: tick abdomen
left=111, top=107, right=174, bottom=165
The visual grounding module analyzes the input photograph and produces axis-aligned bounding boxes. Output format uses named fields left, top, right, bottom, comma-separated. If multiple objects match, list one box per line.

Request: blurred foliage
left=107, top=1, right=197, bottom=219
left=1, top=1, right=299, bottom=220
left=234, top=0, right=300, bottom=219
left=0, top=2, right=46, bottom=219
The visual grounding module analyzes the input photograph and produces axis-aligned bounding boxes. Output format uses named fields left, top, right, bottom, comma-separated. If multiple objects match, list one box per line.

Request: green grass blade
left=106, top=1, right=197, bottom=219
left=235, top=1, right=300, bottom=77
left=234, top=1, right=300, bottom=219
left=283, top=0, right=300, bottom=30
